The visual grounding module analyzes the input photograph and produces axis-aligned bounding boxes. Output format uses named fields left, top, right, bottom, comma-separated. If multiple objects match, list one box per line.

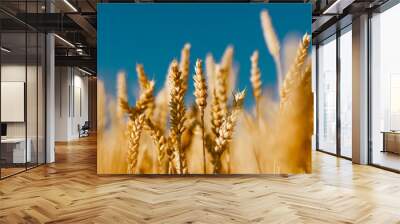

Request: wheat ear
left=136, top=63, right=149, bottom=90
left=221, top=46, right=235, bottom=95
left=120, top=80, right=155, bottom=120
left=136, top=64, right=155, bottom=117
left=127, top=113, right=145, bottom=174
left=193, top=59, right=208, bottom=174
left=205, top=54, right=216, bottom=97
left=213, top=90, right=246, bottom=174
left=180, top=43, right=191, bottom=92
left=168, top=60, right=188, bottom=174
left=260, top=10, right=282, bottom=90
left=280, top=34, right=310, bottom=105
left=211, top=89, right=222, bottom=139
left=250, top=50, right=262, bottom=118
left=215, top=65, right=228, bottom=118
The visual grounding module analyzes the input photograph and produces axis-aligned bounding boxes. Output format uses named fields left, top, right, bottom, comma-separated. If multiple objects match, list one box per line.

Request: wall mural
left=97, top=3, right=312, bottom=174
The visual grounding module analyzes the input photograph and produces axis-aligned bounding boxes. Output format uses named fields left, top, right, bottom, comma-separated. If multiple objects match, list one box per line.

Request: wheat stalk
left=181, top=105, right=199, bottom=158
left=260, top=10, right=282, bottom=91
left=127, top=113, right=145, bottom=174
left=146, top=118, right=169, bottom=174
left=280, top=34, right=310, bottom=106
left=153, top=84, right=169, bottom=132
left=250, top=50, right=262, bottom=118
left=168, top=60, right=188, bottom=174
left=180, top=43, right=191, bottom=92
left=193, top=59, right=208, bottom=173
left=212, top=90, right=245, bottom=174
left=97, top=81, right=106, bottom=137
left=123, top=79, right=155, bottom=174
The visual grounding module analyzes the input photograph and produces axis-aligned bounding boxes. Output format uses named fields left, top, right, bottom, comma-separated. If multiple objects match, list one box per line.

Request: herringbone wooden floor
left=1, top=136, right=400, bottom=224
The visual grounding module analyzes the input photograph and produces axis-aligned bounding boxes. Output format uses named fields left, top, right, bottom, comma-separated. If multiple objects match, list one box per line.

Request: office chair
left=79, top=121, right=90, bottom=138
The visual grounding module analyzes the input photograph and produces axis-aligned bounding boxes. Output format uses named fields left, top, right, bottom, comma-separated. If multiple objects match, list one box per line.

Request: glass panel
left=312, top=45, right=317, bottom=151
left=1, top=31, right=27, bottom=177
left=0, top=1, right=46, bottom=178
left=339, top=28, right=352, bottom=158
left=26, top=0, right=39, bottom=169
left=318, top=36, right=337, bottom=154
left=27, top=31, right=38, bottom=169
left=371, top=4, right=400, bottom=171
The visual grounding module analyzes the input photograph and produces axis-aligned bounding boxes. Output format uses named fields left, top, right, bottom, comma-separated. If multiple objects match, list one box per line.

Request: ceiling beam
left=55, top=55, right=96, bottom=72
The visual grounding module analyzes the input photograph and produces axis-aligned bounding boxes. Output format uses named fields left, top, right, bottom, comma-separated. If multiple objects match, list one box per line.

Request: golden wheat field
left=97, top=9, right=313, bottom=174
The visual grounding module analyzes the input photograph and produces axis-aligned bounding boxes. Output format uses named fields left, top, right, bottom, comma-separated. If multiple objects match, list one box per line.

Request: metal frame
left=336, top=25, right=341, bottom=158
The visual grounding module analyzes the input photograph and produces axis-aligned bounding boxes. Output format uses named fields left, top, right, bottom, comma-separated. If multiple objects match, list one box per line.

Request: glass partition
left=1, top=30, right=28, bottom=177
left=0, top=1, right=46, bottom=179
left=371, top=3, right=400, bottom=171
left=317, top=35, right=337, bottom=154
left=27, top=30, right=38, bottom=169
left=339, top=26, right=352, bottom=158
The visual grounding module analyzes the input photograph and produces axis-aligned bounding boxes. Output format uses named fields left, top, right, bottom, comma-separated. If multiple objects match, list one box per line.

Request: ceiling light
left=1, top=47, right=11, bottom=53
left=54, top=34, right=75, bottom=48
left=322, top=0, right=354, bottom=15
left=63, top=0, right=78, bottom=12
left=78, top=67, right=93, bottom=76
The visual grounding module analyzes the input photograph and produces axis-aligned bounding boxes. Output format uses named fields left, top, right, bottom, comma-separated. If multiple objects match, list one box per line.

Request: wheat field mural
left=97, top=4, right=312, bottom=174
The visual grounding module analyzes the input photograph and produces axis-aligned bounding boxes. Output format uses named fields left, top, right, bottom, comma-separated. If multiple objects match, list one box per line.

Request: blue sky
left=98, top=3, right=311, bottom=107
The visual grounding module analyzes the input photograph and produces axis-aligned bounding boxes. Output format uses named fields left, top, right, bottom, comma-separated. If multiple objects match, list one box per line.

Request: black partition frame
left=0, top=1, right=47, bottom=180
left=315, top=24, right=353, bottom=161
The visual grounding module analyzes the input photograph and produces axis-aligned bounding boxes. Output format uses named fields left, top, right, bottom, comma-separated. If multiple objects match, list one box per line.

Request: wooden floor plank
left=0, top=135, right=400, bottom=223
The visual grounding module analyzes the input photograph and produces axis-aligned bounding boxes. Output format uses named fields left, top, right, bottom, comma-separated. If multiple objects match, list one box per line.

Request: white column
left=45, top=1, right=55, bottom=163
left=352, top=14, right=369, bottom=164
left=46, top=33, right=55, bottom=163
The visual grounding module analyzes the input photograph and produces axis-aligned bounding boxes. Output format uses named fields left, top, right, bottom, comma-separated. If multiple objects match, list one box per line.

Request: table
left=381, top=131, right=400, bottom=154
left=1, top=138, right=31, bottom=163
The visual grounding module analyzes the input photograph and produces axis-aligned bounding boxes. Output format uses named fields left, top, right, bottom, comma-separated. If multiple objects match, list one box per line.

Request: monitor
left=1, top=123, right=7, bottom=137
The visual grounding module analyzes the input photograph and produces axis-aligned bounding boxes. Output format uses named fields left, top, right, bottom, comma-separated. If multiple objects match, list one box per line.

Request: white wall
left=54, top=67, right=89, bottom=141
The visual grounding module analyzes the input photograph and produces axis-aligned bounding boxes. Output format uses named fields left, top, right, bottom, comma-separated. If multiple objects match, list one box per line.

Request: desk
left=1, top=138, right=31, bottom=163
left=381, top=131, right=400, bottom=154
